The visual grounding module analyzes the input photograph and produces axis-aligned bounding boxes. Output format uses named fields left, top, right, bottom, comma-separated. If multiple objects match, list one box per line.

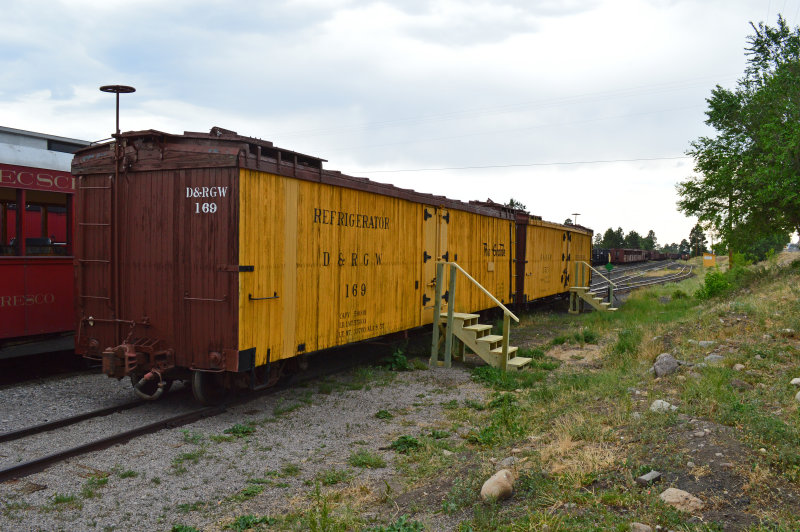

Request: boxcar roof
left=71, top=126, right=591, bottom=234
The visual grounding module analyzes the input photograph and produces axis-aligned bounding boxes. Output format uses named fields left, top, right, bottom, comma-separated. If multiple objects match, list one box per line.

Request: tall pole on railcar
left=99, top=85, right=135, bottom=341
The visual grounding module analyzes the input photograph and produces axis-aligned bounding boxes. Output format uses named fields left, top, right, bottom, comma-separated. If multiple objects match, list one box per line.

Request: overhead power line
left=353, top=156, right=691, bottom=174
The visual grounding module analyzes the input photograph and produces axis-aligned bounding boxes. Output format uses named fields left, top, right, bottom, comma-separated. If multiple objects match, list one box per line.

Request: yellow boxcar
left=72, top=127, right=591, bottom=403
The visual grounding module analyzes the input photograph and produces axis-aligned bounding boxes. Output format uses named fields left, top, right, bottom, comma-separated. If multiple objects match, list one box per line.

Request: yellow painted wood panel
left=523, top=221, right=592, bottom=300
left=239, top=170, right=427, bottom=363
left=446, top=210, right=514, bottom=314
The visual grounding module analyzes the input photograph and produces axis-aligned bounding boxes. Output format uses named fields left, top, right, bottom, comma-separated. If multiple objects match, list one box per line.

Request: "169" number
left=195, top=202, right=218, bottom=214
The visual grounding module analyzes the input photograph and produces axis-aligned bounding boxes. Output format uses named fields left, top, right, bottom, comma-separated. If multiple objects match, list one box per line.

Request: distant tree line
left=593, top=223, right=714, bottom=257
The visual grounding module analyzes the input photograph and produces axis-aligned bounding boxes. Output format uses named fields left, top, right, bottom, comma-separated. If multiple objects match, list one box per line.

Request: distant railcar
left=0, top=126, right=88, bottom=360
left=72, top=127, right=593, bottom=403
left=608, top=248, right=647, bottom=264
left=591, top=248, right=609, bottom=266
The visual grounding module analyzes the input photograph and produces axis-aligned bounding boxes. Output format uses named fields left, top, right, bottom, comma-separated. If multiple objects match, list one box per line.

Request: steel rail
left=0, top=406, right=224, bottom=482
left=0, top=400, right=145, bottom=444
left=595, top=266, right=694, bottom=295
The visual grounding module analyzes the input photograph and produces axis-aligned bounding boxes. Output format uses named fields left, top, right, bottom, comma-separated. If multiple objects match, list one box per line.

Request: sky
left=1, top=0, right=795, bottom=246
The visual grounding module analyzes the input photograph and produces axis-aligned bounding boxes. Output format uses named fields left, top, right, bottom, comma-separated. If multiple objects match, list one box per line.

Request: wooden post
left=444, top=264, right=457, bottom=368
left=430, top=262, right=444, bottom=366
left=501, top=313, right=510, bottom=371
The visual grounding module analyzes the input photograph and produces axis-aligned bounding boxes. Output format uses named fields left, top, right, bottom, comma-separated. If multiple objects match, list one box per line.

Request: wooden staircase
left=429, top=261, right=528, bottom=371
left=568, top=261, right=618, bottom=314
left=569, top=286, right=617, bottom=313
left=438, top=312, right=531, bottom=370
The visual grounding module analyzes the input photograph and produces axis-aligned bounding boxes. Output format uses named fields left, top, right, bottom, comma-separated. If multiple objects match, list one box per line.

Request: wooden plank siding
left=238, top=169, right=427, bottom=364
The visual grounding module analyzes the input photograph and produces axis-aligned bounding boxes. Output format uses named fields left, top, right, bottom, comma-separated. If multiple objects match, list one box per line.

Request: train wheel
left=191, top=370, right=228, bottom=405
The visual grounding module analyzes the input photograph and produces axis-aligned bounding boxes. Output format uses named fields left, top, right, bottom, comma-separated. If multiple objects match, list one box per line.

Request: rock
left=659, top=487, right=705, bottom=513
left=653, top=353, right=679, bottom=378
left=780, top=328, right=796, bottom=337
left=650, top=400, right=677, bottom=413
left=730, top=378, right=753, bottom=391
left=686, top=461, right=695, bottom=468
left=733, top=364, right=745, bottom=371
left=630, top=523, right=653, bottom=532
left=692, top=431, right=706, bottom=438
left=704, top=354, right=725, bottom=364
left=635, top=470, right=662, bottom=486
left=442, top=449, right=454, bottom=456
left=631, top=412, right=642, bottom=420
left=499, top=456, right=517, bottom=468
left=755, top=354, right=764, bottom=360
left=763, top=334, right=772, bottom=340
left=480, top=469, right=515, bottom=501
left=790, top=378, right=800, bottom=387
left=795, top=391, right=800, bottom=403
left=759, top=448, right=767, bottom=454
left=698, top=341, right=715, bottom=348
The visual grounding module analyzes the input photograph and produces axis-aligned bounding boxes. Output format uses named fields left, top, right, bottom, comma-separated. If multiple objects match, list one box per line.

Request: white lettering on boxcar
left=187, top=186, right=227, bottom=214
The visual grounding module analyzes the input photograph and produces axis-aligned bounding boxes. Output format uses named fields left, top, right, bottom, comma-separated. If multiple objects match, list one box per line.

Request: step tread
left=506, top=356, right=532, bottom=368
left=569, top=286, right=590, bottom=291
left=476, top=334, right=504, bottom=343
left=463, top=324, right=492, bottom=332
left=440, top=312, right=480, bottom=320
left=490, top=345, right=518, bottom=355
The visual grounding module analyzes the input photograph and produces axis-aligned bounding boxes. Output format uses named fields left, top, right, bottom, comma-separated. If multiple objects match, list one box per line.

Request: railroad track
left=0, top=346, right=371, bottom=483
left=0, top=404, right=224, bottom=482
left=590, top=261, right=694, bottom=297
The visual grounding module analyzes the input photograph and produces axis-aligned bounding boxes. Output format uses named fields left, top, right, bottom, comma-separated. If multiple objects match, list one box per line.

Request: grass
left=348, top=449, right=387, bottom=469
left=163, top=255, right=800, bottom=531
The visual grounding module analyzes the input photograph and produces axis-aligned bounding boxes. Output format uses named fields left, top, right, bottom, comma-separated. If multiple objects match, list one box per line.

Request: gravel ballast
left=0, top=364, right=487, bottom=531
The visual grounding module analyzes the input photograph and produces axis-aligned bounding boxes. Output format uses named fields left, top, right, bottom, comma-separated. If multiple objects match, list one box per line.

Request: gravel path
left=0, top=365, right=487, bottom=531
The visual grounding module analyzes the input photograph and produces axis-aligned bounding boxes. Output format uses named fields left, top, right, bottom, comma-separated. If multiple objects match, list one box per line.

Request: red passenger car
left=0, top=127, right=88, bottom=359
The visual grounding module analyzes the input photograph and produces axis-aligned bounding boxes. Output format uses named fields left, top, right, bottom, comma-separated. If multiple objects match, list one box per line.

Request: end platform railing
left=429, top=261, right=519, bottom=371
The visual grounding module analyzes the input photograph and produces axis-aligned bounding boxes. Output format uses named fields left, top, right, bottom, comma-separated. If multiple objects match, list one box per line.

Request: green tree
left=678, top=15, right=800, bottom=260
left=689, top=223, right=708, bottom=256
left=623, top=230, right=642, bottom=249
left=641, top=230, right=657, bottom=251
left=679, top=239, right=691, bottom=255
left=505, top=198, right=527, bottom=211
left=599, top=227, right=624, bottom=248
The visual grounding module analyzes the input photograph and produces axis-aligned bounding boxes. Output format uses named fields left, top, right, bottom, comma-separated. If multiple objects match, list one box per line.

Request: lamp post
left=572, top=213, right=580, bottom=226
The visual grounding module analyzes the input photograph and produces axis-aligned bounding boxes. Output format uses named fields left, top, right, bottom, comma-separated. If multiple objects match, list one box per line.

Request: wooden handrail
left=437, top=261, right=519, bottom=322
left=576, top=261, right=617, bottom=288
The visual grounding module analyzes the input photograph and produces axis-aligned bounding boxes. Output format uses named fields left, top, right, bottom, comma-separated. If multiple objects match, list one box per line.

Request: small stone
left=635, top=470, right=662, bottom=486
left=759, top=448, right=767, bottom=454
left=693, top=431, right=706, bottom=438
left=480, top=469, right=515, bottom=501
left=630, top=523, right=653, bottom=532
left=795, top=391, right=800, bottom=403
left=720, top=462, right=734, bottom=468
left=790, top=378, right=800, bottom=387
left=499, top=456, right=517, bottom=468
left=715, top=453, right=723, bottom=457
left=704, top=354, right=725, bottom=364
left=698, top=340, right=715, bottom=348
left=653, top=353, right=679, bottom=378
left=631, top=412, right=642, bottom=420
left=442, top=449, right=454, bottom=456
left=781, top=328, right=796, bottom=337
left=755, top=354, right=764, bottom=360
left=659, top=487, right=705, bottom=513
left=763, top=334, right=772, bottom=340
left=510, top=447, right=522, bottom=454
left=686, top=461, right=695, bottom=468
left=650, top=400, right=678, bottom=413
left=733, top=364, right=745, bottom=371
left=730, top=378, right=753, bottom=391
